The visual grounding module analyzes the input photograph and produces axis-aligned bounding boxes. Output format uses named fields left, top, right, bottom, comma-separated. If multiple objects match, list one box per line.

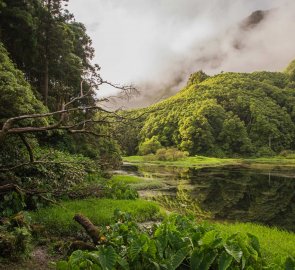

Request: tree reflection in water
left=122, top=164, right=295, bottom=231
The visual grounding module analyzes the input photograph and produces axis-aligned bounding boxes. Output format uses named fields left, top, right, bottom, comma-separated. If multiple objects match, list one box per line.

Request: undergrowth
left=56, top=212, right=294, bottom=270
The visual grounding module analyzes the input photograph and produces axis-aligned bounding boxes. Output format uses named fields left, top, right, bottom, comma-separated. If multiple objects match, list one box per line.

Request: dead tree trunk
left=73, top=214, right=100, bottom=245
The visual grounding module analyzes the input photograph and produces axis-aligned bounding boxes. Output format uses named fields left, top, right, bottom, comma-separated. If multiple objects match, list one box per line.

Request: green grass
left=124, top=155, right=241, bottom=167
left=111, top=175, right=143, bottom=184
left=31, top=198, right=162, bottom=236
left=110, top=174, right=165, bottom=190
left=124, top=155, right=295, bottom=168
left=244, top=156, right=295, bottom=165
left=215, top=222, right=295, bottom=265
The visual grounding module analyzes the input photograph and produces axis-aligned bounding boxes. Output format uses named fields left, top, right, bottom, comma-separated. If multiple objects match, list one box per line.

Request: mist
left=68, top=0, right=295, bottom=108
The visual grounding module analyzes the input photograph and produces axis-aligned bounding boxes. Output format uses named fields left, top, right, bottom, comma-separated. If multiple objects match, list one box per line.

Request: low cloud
left=68, top=0, right=295, bottom=108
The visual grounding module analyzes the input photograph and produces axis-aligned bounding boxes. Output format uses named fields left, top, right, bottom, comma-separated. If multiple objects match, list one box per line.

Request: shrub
left=155, top=148, right=189, bottom=161
left=138, top=136, right=162, bottom=155
left=142, top=154, right=157, bottom=161
left=257, top=146, right=275, bottom=157
left=279, top=150, right=295, bottom=159
left=0, top=212, right=32, bottom=259
left=103, top=180, right=139, bottom=200
left=0, top=149, right=100, bottom=216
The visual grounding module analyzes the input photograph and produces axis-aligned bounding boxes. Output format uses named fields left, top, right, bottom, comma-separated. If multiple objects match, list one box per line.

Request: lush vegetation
left=1, top=0, right=295, bottom=269
left=123, top=154, right=295, bottom=168
left=31, top=198, right=162, bottom=236
left=124, top=155, right=241, bottom=167
left=110, top=175, right=164, bottom=190
left=0, top=0, right=122, bottom=215
left=118, top=70, right=295, bottom=157
left=216, top=222, right=295, bottom=266
left=56, top=212, right=294, bottom=270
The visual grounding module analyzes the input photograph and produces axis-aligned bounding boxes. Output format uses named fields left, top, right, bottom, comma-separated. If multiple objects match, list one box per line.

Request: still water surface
left=120, top=163, right=295, bottom=231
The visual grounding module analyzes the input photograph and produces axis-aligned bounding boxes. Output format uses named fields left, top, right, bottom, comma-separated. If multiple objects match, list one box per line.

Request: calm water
left=120, top=163, right=295, bottom=231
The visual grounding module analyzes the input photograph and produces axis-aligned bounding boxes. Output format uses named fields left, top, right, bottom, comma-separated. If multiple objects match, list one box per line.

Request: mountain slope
left=121, top=64, right=295, bottom=157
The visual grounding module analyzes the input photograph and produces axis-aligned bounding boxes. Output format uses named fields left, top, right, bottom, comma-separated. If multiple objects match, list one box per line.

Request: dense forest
left=118, top=65, right=295, bottom=157
left=1, top=1, right=295, bottom=269
left=0, top=0, right=123, bottom=207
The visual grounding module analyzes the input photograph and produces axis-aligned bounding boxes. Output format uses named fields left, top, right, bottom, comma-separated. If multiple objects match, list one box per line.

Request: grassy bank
left=124, top=155, right=240, bottom=167
left=215, top=222, right=295, bottom=265
left=123, top=155, right=295, bottom=168
left=29, top=193, right=295, bottom=268
left=110, top=174, right=165, bottom=190
left=31, top=198, right=162, bottom=236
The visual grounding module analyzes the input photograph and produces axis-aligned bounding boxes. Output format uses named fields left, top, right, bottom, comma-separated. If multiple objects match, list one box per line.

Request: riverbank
left=123, top=155, right=295, bottom=168
left=110, top=173, right=295, bottom=266
left=4, top=167, right=293, bottom=269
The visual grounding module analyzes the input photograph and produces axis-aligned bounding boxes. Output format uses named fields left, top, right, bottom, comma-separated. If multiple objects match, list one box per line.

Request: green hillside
left=122, top=67, right=295, bottom=157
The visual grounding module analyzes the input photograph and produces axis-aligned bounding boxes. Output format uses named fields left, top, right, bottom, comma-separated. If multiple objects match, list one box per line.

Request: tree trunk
left=73, top=214, right=100, bottom=245
left=43, top=58, right=49, bottom=106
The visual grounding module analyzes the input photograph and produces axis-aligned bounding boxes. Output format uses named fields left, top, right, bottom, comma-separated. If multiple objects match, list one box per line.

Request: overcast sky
left=67, top=0, right=295, bottom=107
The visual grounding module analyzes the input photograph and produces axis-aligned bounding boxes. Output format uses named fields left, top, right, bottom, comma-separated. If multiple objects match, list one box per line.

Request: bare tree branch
left=19, top=134, right=34, bottom=163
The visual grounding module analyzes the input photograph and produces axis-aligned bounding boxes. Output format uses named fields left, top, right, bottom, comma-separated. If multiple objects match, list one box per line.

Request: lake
left=119, top=163, right=295, bottom=231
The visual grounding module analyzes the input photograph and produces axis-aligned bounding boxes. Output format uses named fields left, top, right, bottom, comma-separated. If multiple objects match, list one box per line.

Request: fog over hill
left=68, top=0, right=295, bottom=108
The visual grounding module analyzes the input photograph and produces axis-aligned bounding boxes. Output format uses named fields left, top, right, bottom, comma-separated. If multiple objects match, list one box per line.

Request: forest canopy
left=119, top=68, right=295, bottom=157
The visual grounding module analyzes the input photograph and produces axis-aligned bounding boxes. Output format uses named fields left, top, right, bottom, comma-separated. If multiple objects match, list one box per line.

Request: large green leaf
left=198, top=230, right=217, bottom=246
left=129, top=234, right=149, bottom=261
left=247, top=233, right=260, bottom=254
left=96, top=246, right=117, bottom=270
left=198, top=230, right=223, bottom=249
left=167, top=246, right=190, bottom=270
left=117, top=256, right=130, bottom=270
left=224, top=242, right=243, bottom=263
left=218, top=251, right=233, bottom=270
left=199, top=250, right=218, bottom=270
left=190, top=249, right=204, bottom=270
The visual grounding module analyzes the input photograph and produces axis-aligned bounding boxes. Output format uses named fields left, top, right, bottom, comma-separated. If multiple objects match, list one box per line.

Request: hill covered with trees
left=120, top=64, right=295, bottom=157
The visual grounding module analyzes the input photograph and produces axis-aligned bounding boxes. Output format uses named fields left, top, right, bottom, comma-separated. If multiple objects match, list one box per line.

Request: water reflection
left=121, top=164, right=295, bottom=231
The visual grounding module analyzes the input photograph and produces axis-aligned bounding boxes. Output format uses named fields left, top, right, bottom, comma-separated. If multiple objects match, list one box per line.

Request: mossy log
left=73, top=214, right=100, bottom=245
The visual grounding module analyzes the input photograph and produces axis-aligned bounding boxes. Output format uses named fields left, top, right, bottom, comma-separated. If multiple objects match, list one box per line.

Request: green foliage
left=279, top=150, right=295, bottom=159
left=0, top=146, right=99, bottom=216
left=139, top=136, right=162, bottom=155
left=155, top=148, right=189, bottom=161
left=187, top=70, right=210, bottom=86
left=0, top=43, right=47, bottom=121
left=57, top=212, right=275, bottom=270
left=285, top=59, right=295, bottom=81
left=125, top=68, right=295, bottom=157
left=0, top=212, right=32, bottom=259
left=103, top=179, right=139, bottom=200
left=110, top=174, right=164, bottom=191
left=30, top=199, right=161, bottom=236
left=0, top=0, right=96, bottom=107
left=215, top=222, right=295, bottom=268
left=0, top=0, right=121, bottom=197
left=123, top=155, right=241, bottom=167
